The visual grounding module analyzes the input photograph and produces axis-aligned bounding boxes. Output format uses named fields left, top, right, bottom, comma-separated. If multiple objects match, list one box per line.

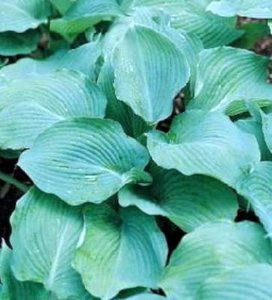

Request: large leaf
left=103, top=8, right=201, bottom=83
left=51, top=0, right=123, bottom=41
left=0, top=30, right=40, bottom=56
left=119, top=164, right=238, bottom=232
left=98, top=62, right=152, bottom=138
left=18, top=118, right=151, bottom=205
left=0, top=41, right=101, bottom=82
left=187, top=47, right=272, bottom=114
left=208, top=0, right=272, bottom=18
left=131, top=0, right=242, bottom=48
left=73, top=204, right=168, bottom=299
left=0, top=243, right=52, bottom=300
left=198, top=264, right=272, bottom=300
left=237, top=162, right=272, bottom=238
left=147, top=110, right=260, bottom=188
left=0, top=0, right=51, bottom=33
left=112, top=24, right=189, bottom=123
left=0, top=70, right=107, bottom=149
left=160, top=221, right=272, bottom=299
left=10, top=188, right=90, bottom=299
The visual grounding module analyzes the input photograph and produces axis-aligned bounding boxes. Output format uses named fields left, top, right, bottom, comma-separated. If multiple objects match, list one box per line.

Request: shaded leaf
left=119, top=164, right=238, bottom=232
left=0, top=30, right=40, bottom=56
left=232, top=22, right=270, bottom=50
left=98, top=62, right=152, bottom=138
left=236, top=109, right=272, bottom=161
left=51, top=0, right=123, bottom=41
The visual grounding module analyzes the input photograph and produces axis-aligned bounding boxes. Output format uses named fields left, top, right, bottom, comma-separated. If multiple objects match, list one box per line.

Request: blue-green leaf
left=237, top=162, right=272, bottom=239
left=18, top=118, right=151, bottom=205
left=0, top=0, right=51, bottom=33
left=198, top=264, right=272, bottom=300
left=187, top=47, right=272, bottom=114
left=160, top=221, right=272, bottom=299
left=0, top=30, right=40, bottom=56
left=0, top=41, right=101, bottom=81
left=0, top=70, right=107, bottom=149
left=73, top=204, right=168, bottom=299
left=98, top=62, right=152, bottom=138
left=147, top=110, right=260, bottom=188
left=112, top=24, right=189, bottom=123
left=119, top=164, right=238, bottom=232
left=130, top=0, right=242, bottom=48
left=208, top=0, right=272, bottom=18
left=0, top=243, right=51, bottom=300
left=10, top=188, right=90, bottom=299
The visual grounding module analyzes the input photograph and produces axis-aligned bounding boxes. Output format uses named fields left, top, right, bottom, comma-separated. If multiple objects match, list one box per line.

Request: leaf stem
left=0, top=170, right=29, bottom=193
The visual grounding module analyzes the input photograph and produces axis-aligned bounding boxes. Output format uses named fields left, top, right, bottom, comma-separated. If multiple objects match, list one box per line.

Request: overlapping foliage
left=1, top=0, right=272, bottom=299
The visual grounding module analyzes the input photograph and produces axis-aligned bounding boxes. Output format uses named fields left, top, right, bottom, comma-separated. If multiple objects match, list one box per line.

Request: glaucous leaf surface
left=0, top=70, right=107, bottom=149
left=103, top=7, right=201, bottom=79
left=237, top=162, right=272, bottom=238
left=147, top=110, right=260, bottom=187
left=160, top=221, right=272, bottom=299
left=119, top=164, right=238, bottom=232
left=112, top=24, right=189, bottom=123
left=0, top=30, right=40, bottom=56
left=0, top=243, right=52, bottom=300
left=208, top=0, right=272, bottom=18
left=197, top=264, right=272, bottom=300
left=18, top=118, right=151, bottom=205
left=73, top=204, right=168, bottom=299
left=187, top=47, right=272, bottom=114
left=130, top=0, right=242, bottom=48
left=0, top=41, right=101, bottom=81
left=10, top=188, right=89, bottom=299
left=0, top=0, right=51, bottom=33
left=98, top=62, right=152, bottom=138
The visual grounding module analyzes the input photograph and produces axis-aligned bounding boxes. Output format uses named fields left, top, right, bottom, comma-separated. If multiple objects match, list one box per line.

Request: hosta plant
left=1, top=0, right=272, bottom=299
